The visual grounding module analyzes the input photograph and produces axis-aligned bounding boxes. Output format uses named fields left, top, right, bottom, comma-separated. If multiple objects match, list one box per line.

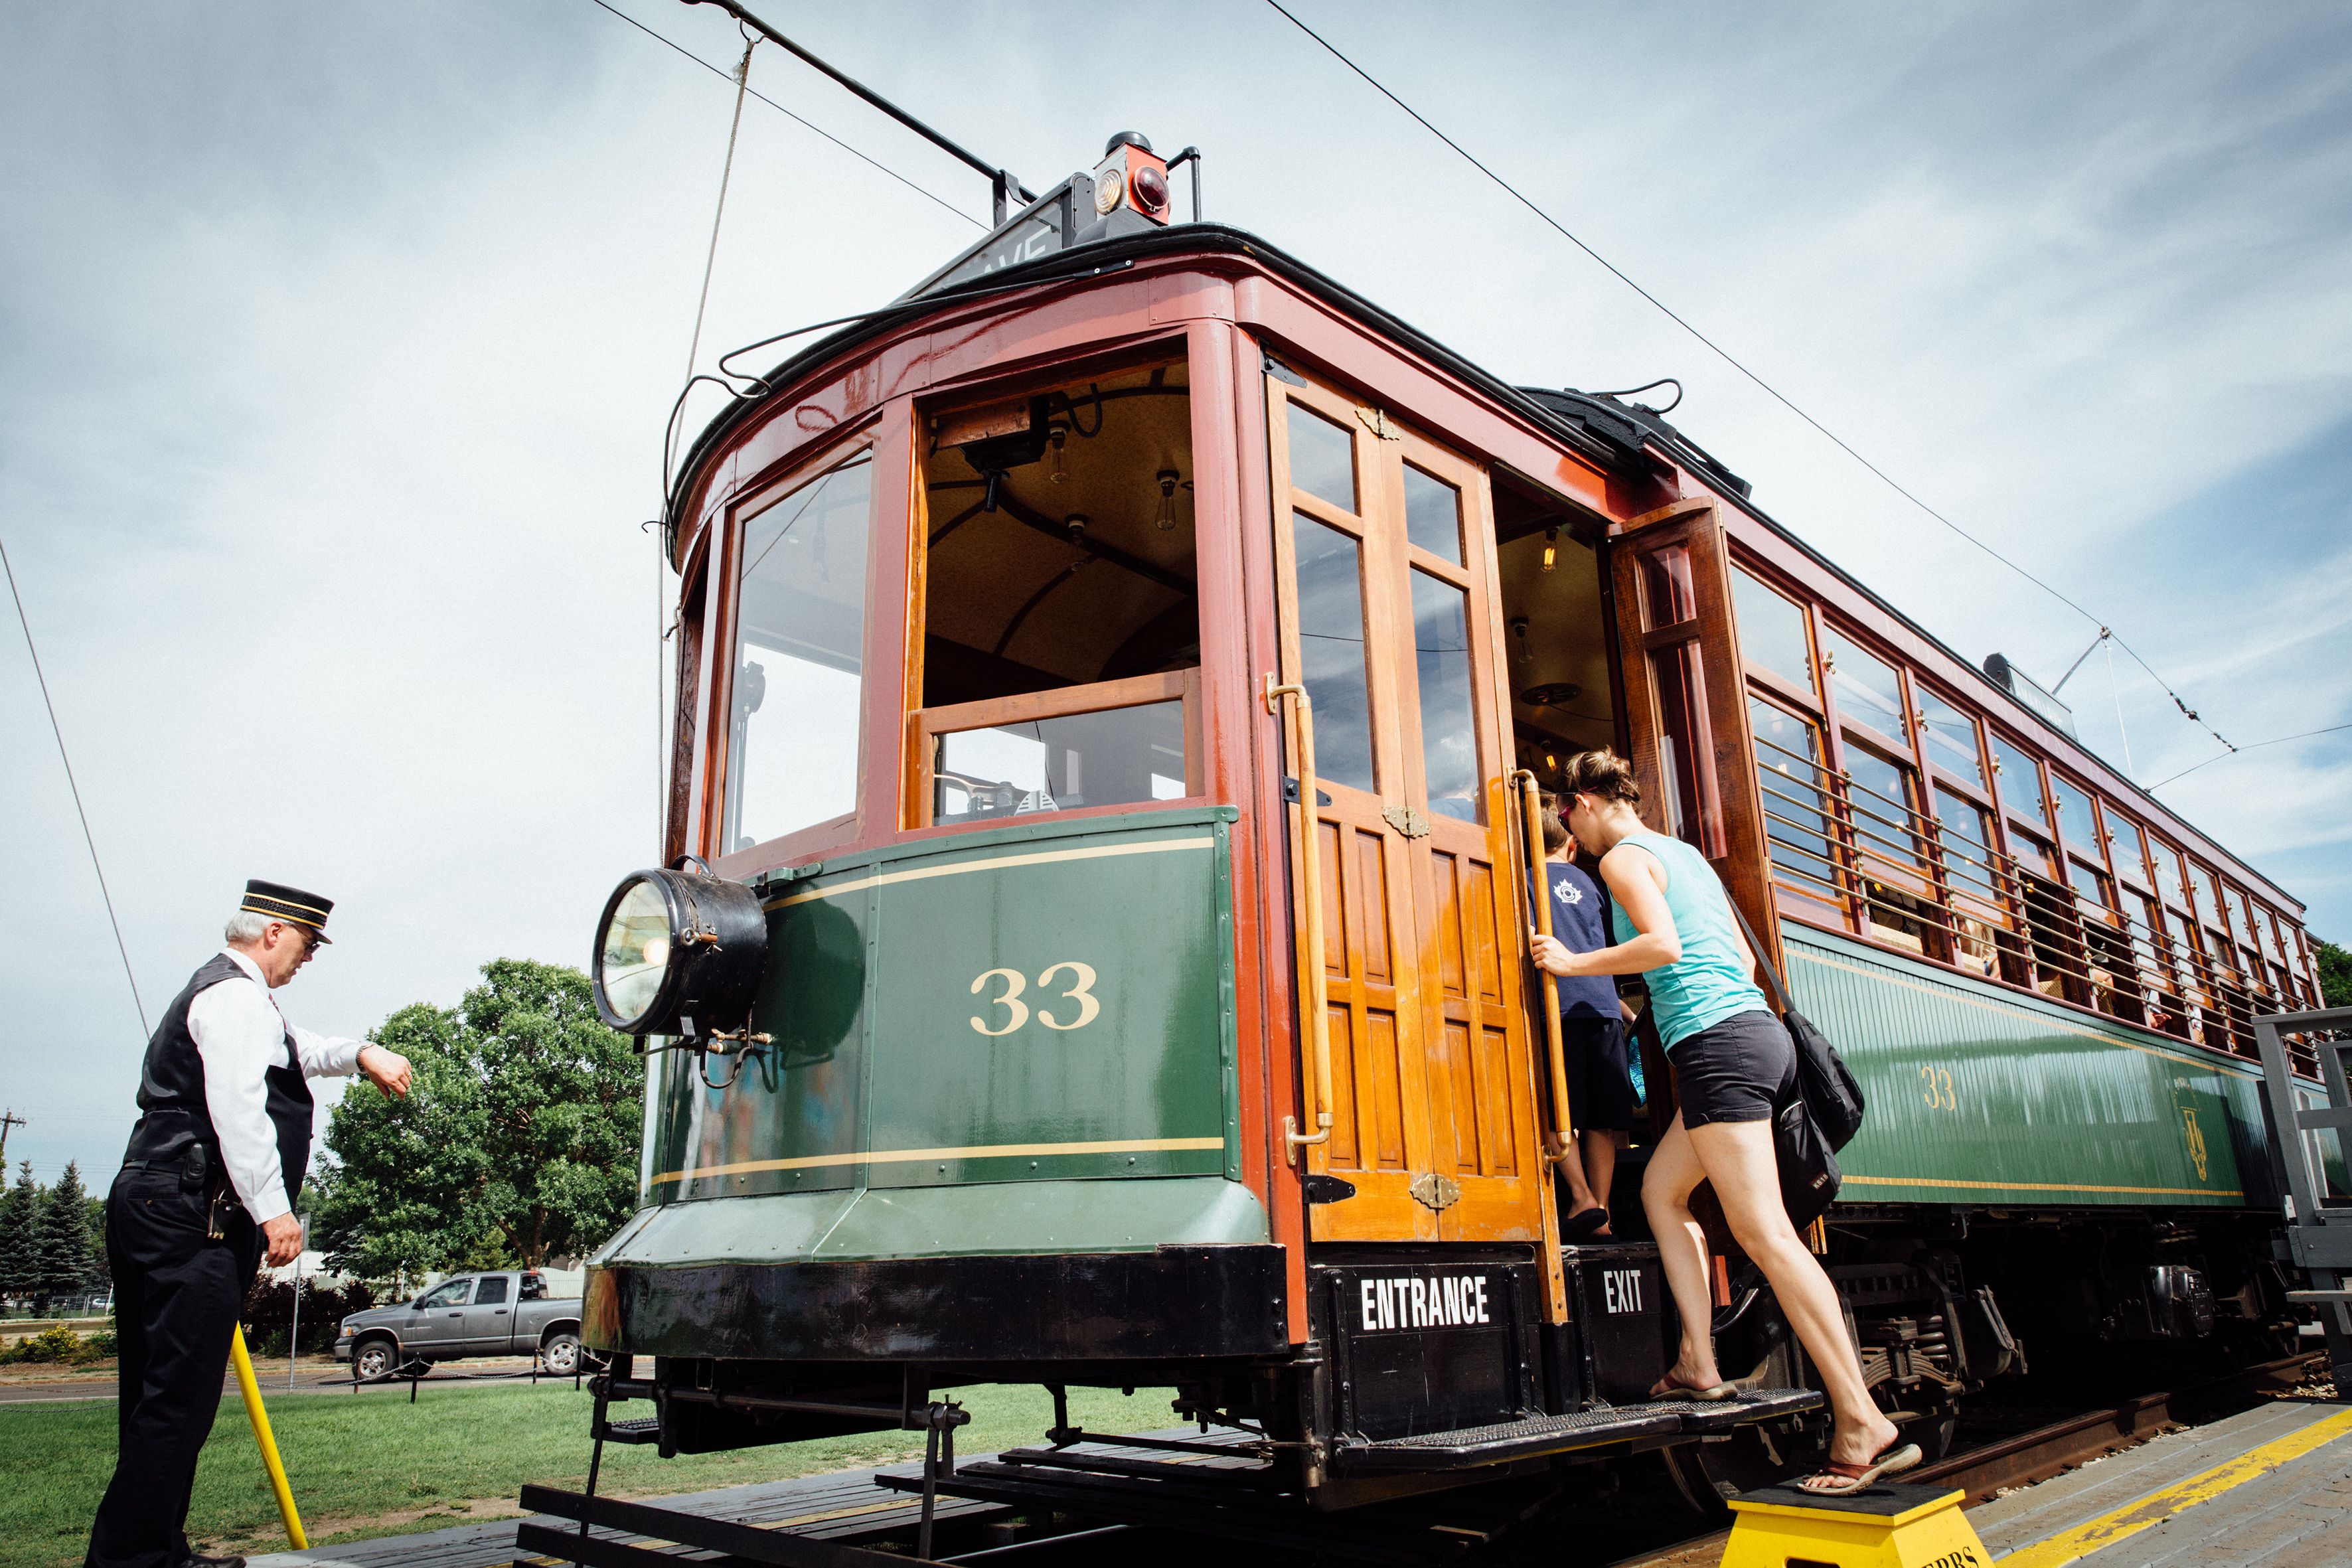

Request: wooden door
left=1607, top=501, right=1782, bottom=970
left=1268, top=370, right=1546, bottom=1245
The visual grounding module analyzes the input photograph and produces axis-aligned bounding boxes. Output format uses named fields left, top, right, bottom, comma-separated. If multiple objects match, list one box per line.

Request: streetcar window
left=1932, top=786, right=1999, bottom=907
left=1844, top=744, right=1926, bottom=877
left=1730, top=566, right=1816, bottom=696
left=1287, top=401, right=1358, bottom=512
left=2106, top=809, right=2152, bottom=890
left=1748, top=695, right=1836, bottom=902
left=2150, top=838, right=2191, bottom=909
left=1293, top=514, right=1378, bottom=793
left=1401, top=463, right=1463, bottom=565
left=1990, top=734, right=2047, bottom=827
left=1411, top=568, right=1480, bottom=821
left=2049, top=775, right=2099, bottom=863
left=933, top=701, right=1186, bottom=823
left=723, top=451, right=874, bottom=854
left=1915, top=688, right=1985, bottom=789
left=1822, top=627, right=1905, bottom=742
left=916, top=358, right=1200, bottom=826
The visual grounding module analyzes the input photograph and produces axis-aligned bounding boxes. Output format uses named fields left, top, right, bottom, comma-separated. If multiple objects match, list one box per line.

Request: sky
left=3, top=1, right=2348, bottom=1187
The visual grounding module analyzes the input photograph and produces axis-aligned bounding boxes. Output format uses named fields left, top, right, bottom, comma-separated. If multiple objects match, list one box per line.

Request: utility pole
left=0, top=1110, right=23, bottom=1168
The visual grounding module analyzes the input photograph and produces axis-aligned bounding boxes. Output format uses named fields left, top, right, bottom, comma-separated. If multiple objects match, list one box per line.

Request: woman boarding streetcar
left=1533, top=749, right=1917, bottom=1494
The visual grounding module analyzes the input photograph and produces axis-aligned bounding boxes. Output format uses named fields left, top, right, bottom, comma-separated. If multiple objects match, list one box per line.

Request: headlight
left=591, top=861, right=770, bottom=1036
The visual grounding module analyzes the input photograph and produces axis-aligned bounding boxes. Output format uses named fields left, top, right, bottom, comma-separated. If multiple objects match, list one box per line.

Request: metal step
left=1330, top=1388, right=1824, bottom=1473
left=592, top=1414, right=663, bottom=1445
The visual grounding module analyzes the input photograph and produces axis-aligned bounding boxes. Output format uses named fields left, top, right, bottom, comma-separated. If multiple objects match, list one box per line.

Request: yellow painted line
left=653, top=1135, right=1225, bottom=1186
left=1998, top=1405, right=2352, bottom=1568
left=1792, top=947, right=2252, bottom=1079
left=765, top=835, right=1217, bottom=909
left=1843, top=1174, right=2242, bottom=1199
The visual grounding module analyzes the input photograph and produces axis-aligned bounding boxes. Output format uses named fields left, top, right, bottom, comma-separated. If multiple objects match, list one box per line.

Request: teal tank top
left=1606, top=832, right=1770, bottom=1050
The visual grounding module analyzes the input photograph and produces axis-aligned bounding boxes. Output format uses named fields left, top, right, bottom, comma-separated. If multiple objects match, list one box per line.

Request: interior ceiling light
left=592, top=861, right=769, bottom=1038
left=1154, top=469, right=1180, bottom=531
left=1541, top=526, right=1559, bottom=572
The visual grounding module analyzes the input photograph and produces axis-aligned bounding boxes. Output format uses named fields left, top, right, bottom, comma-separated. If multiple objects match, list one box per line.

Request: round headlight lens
left=597, top=878, right=674, bottom=1029
left=590, top=864, right=771, bottom=1037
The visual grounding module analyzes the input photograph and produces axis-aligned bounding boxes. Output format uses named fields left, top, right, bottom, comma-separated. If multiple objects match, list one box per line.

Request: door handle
left=494, top=1308, right=508, bottom=1315
left=1265, top=674, right=1333, bottom=1166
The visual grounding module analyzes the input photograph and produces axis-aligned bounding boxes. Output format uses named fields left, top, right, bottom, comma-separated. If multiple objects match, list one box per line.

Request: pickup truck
left=333, top=1270, right=589, bottom=1379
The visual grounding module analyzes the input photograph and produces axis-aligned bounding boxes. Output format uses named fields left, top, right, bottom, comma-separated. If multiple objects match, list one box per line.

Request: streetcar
left=578, top=131, right=2329, bottom=1519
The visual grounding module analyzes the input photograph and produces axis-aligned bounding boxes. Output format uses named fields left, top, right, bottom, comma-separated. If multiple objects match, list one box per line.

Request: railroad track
left=1608, top=1351, right=2327, bottom=1568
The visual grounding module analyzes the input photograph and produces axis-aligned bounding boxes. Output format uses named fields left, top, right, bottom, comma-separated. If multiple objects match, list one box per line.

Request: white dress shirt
left=186, top=948, right=368, bottom=1225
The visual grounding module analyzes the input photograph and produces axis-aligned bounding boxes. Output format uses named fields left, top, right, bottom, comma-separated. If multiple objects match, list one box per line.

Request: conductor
left=87, top=882, right=412, bottom=1568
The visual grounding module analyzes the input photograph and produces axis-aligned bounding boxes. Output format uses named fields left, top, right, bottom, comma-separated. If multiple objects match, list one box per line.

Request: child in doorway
left=1534, top=800, right=1640, bottom=1241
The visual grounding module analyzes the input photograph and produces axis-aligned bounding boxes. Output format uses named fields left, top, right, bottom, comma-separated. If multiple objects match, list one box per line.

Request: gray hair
left=224, top=909, right=274, bottom=944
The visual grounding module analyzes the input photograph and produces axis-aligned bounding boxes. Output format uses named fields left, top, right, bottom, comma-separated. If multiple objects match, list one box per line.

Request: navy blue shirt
left=1533, top=860, right=1623, bottom=1020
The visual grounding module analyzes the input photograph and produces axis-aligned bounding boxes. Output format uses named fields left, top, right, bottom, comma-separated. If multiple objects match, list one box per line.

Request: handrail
left=1513, top=770, right=1573, bottom=1170
left=1265, top=674, right=1334, bottom=1166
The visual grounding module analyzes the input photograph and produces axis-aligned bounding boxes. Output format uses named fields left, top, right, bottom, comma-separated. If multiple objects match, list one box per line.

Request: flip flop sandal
left=1648, top=1370, right=1739, bottom=1402
left=1800, top=1440, right=1923, bottom=1495
left=1561, top=1206, right=1610, bottom=1241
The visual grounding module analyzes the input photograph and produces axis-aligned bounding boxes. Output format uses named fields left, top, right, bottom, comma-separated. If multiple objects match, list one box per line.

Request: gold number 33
left=969, top=963, right=1101, bottom=1036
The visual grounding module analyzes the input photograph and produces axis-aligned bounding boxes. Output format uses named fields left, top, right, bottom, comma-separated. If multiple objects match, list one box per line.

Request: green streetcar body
left=576, top=176, right=2329, bottom=1510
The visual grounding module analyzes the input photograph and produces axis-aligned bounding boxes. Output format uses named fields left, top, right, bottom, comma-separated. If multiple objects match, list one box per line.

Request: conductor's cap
left=242, top=879, right=333, bottom=944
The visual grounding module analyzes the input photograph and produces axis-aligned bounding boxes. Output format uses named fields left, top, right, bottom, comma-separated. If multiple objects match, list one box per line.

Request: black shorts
left=1560, top=1016, right=1634, bottom=1133
left=1667, top=1008, right=1794, bottom=1128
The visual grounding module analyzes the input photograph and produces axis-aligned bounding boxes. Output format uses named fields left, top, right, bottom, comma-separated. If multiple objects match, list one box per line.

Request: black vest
left=124, top=953, right=316, bottom=1206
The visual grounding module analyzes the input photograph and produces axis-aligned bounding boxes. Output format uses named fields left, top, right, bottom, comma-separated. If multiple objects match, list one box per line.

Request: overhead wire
left=1262, top=0, right=2239, bottom=759
left=2148, top=724, right=2352, bottom=791
left=1, top=533, right=149, bottom=1036
left=584, top=0, right=985, bottom=230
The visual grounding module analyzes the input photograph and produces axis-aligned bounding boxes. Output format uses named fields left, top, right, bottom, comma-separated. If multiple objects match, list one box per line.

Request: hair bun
left=1561, top=748, right=1642, bottom=807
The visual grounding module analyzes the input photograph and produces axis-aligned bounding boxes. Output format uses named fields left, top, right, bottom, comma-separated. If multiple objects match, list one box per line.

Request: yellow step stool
left=1722, top=1480, right=1990, bottom=1568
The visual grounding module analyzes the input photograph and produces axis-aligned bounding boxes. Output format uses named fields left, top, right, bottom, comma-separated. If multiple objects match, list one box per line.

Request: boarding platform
left=1972, top=1394, right=2352, bottom=1567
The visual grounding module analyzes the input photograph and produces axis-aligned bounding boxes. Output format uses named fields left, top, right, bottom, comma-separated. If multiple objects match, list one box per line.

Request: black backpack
left=1729, top=899, right=1865, bottom=1149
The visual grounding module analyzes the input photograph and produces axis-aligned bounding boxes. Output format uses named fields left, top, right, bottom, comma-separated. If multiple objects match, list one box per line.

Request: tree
left=312, top=959, right=641, bottom=1285
left=0, top=1162, right=35, bottom=1303
left=31, top=1160, right=98, bottom=1307
left=2316, top=939, right=2352, bottom=1010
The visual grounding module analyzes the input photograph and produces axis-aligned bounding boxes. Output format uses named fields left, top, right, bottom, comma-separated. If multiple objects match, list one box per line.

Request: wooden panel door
left=1608, top=501, right=1783, bottom=971
left=1268, top=370, right=1545, bottom=1245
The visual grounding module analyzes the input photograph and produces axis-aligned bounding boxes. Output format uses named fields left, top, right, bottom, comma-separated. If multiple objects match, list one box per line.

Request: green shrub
left=1, top=1324, right=105, bottom=1364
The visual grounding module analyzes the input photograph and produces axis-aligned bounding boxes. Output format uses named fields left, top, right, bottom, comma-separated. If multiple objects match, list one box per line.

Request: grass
left=0, top=1379, right=1175, bottom=1568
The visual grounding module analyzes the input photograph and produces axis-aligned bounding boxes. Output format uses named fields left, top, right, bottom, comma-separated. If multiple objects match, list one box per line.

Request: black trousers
left=86, top=1163, right=261, bottom=1568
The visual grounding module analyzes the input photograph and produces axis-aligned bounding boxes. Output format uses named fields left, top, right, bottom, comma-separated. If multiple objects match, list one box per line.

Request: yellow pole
left=228, top=1322, right=309, bottom=1549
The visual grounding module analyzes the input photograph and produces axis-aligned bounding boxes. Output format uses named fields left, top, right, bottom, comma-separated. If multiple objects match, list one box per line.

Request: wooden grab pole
left=229, top=1322, right=308, bottom=1549
left=1514, top=771, right=1574, bottom=1162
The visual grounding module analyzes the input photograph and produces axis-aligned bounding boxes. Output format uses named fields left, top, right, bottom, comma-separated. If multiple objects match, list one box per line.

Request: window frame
left=706, top=432, right=882, bottom=876
left=911, top=666, right=1206, bottom=828
left=1723, top=545, right=2304, bottom=1061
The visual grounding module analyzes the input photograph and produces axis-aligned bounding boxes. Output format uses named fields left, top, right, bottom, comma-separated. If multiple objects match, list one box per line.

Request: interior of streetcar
left=915, top=356, right=1200, bottom=826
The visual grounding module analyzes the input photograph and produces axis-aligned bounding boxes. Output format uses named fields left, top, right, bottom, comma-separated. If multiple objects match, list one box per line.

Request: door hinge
left=1283, top=776, right=1334, bottom=807
left=1382, top=804, right=1431, bottom=838
left=1409, top=1173, right=1462, bottom=1212
left=1303, top=1174, right=1358, bottom=1205
left=1356, top=406, right=1402, bottom=441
